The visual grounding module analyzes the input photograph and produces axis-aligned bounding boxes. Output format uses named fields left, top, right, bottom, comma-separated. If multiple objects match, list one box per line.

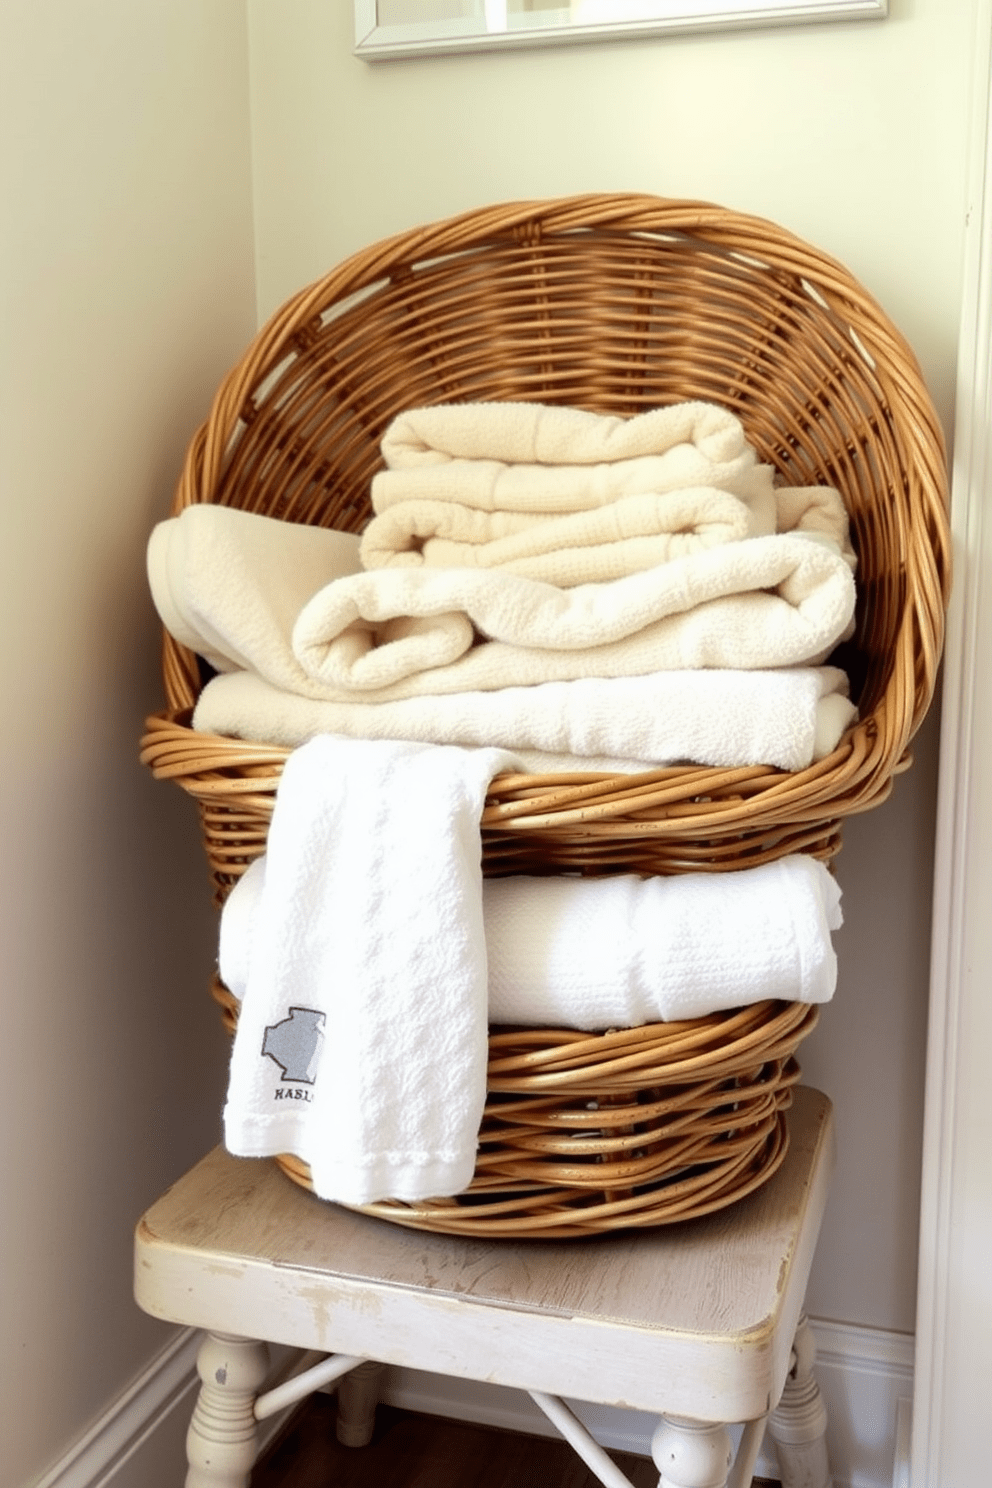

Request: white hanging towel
left=222, top=735, right=521, bottom=1205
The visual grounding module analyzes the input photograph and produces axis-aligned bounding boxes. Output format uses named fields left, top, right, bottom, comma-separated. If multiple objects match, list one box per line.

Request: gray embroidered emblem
left=261, top=1007, right=326, bottom=1084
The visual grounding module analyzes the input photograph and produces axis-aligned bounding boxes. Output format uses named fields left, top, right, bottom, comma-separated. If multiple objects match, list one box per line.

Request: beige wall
left=246, top=0, right=975, bottom=1332
left=0, top=4, right=255, bottom=1485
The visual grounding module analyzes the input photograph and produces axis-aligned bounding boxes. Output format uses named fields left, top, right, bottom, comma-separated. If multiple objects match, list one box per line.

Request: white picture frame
left=355, top=1, right=887, bottom=61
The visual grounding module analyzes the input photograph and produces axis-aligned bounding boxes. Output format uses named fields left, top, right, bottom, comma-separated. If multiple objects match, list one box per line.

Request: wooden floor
left=251, top=1393, right=780, bottom=1487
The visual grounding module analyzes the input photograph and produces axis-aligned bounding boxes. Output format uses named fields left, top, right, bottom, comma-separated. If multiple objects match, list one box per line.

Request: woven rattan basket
left=142, top=193, right=950, bottom=1237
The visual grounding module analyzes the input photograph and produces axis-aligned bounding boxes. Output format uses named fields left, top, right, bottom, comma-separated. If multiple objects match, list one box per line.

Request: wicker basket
left=142, top=193, right=950, bottom=1237
left=209, top=974, right=817, bottom=1237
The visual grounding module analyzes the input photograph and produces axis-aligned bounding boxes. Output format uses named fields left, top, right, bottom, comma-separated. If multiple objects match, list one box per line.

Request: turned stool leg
left=335, top=1359, right=384, bottom=1446
left=185, top=1332, right=270, bottom=1488
left=766, top=1315, right=832, bottom=1488
left=651, top=1417, right=734, bottom=1488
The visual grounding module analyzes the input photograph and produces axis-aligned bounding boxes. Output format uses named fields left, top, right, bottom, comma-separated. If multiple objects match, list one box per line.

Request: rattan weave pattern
left=142, top=193, right=949, bottom=899
left=211, top=973, right=817, bottom=1239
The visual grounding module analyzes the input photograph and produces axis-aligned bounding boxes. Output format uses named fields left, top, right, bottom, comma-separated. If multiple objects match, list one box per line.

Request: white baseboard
left=27, top=1328, right=202, bottom=1488
left=812, top=1320, right=914, bottom=1488
left=27, top=1316, right=914, bottom=1488
left=26, top=1330, right=298, bottom=1488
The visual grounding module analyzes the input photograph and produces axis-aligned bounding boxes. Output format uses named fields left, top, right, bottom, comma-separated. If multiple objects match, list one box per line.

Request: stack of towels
left=146, top=399, right=854, bottom=1206
left=148, top=398, right=859, bottom=773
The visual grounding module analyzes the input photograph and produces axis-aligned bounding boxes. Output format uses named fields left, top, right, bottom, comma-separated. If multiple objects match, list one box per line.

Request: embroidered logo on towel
left=261, top=1007, right=326, bottom=1084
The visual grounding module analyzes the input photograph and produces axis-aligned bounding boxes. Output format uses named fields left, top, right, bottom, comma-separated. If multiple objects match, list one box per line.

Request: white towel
left=483, top=862, right=841, bottom=1026
left=222, top=735, right=521, bottom=1205
left=222, top=853, right=842, bottom=1033
left=193, top=665, right=857, bottom=773
left=290, top=533, right=856, bottom=699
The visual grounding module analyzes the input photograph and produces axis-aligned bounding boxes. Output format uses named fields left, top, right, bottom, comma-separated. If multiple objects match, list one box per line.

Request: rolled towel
left=148, top=505, right=855, bottom=704
left=193, top=665, right=857, bottom=773
left=290, top=533, right=856, bottom=699
left=483, top=860, right=842, bottom=1027
left=222, top=735, right=522, bottom=1206
left=359, top=486, right=775, bottom=584
left=375, top=399, right=772, bottom=509
left=222, top=851, right=842, bottom=1033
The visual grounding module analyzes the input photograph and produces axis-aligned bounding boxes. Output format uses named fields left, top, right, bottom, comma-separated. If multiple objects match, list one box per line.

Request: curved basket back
left=154, top=193, right=950, bottom=881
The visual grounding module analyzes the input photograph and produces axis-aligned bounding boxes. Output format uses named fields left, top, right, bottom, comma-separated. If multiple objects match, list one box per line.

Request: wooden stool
left=134, top=1086, right=835, bottom=1488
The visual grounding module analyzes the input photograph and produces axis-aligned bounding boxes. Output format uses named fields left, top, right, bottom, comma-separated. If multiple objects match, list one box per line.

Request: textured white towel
left=193, top=665, right=857, bottom=773
left=222, top=736, right=520, bottom=1205
left=290, top=533, right=856, bottom=699
left=222, top=853, right=842, bottom=1033
left=483, top=861, right=842, bottom=1026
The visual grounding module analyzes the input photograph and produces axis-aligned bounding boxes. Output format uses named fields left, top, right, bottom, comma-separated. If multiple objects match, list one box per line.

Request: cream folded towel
left=360, top=483, right=853, bottom=586
left=375, top=400, right=772, bottom=506
left=290, top=534, right=856, bottom=699
left=367, top=401, right=854, bottom=584
left=222, top=851, right=842, bottom=1033
left=222, top=735, right=520, bottom=1205
left=359, top=486, right=775, bottom=583
left=193, top=665, right=857, bottom=773
left=147, top=505, right=362, bottom=679
left=148, top=506, right=855, bottom=704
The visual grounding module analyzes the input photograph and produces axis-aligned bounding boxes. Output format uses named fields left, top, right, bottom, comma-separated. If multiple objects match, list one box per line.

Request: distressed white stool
left=134, top=1085, right=835, bottom=1488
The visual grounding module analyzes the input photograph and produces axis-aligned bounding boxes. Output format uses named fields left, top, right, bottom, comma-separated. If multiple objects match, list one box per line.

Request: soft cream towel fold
left=148, top=507, right=855, bottom=705
left=376, top=400, right=769, bottom=503
left=221, top=852, right=842, bottom=1033
left=222, top=735, right=521, bottom=1205
left=290, top=534, right=856, bottom=699
left=146, top=505, right=362, bottom=679
left=193, top=665, right=857, bottom=773
left=360, top=482, right=852, bottom=584
left=359, top=486, right=773, bottom=583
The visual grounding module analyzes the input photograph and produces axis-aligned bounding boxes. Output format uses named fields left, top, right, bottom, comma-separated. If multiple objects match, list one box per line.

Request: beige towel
left=365, top=400, right=853, bottom=584
left=376, top=400, right=768, bottom=503
left=290, top=534, right=856, bottom=699
left=193, top=666, right=857, bottom=773
left=146, top=505, right=362, bottom=678
left=359, top=486, right=774, bottom=583
left=148, top=506, right=855, bottom=705
left=360, top=483, right=852, bottom=584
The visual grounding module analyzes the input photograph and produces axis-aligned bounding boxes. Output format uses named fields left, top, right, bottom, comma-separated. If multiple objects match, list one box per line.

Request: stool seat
left=134, top=1087, right=834, bottom=1487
